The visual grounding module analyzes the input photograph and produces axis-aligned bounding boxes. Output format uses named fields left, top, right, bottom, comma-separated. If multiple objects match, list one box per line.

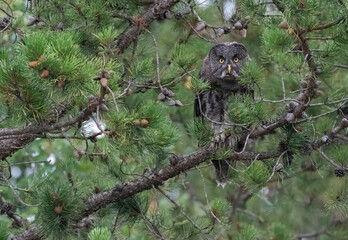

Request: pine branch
left=0, top=106, right=93, bottom=160
left=0, top=0, right=13, bottom=33
left=0, top=0, right=181, bottom=161
left=114, top=0, right=180, bottom=55
left=333, top=64, right=348, bottom=69
left=11, top=148, right=278, bottom=239
left=12, top=128, right=345, bottom=239
left=10, top=226, right=43, bottom=240
left=7, top=1, right=348, bottom=238
left=241, top=0, right=326, bottom=144
left=309, top=16, right=346, bottom=31
left=0, top=17, right=11, bottom=32
left=236, top=208, right=266, bottom=224
left=0, top=194, right=24, bottom=228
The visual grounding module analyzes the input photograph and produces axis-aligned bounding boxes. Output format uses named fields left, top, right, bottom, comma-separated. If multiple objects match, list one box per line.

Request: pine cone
left=334, top=169, right=345, bottom=177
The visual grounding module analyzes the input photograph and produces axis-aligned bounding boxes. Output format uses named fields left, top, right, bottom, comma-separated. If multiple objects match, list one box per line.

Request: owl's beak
left=227, top=64, right=231, bottom=74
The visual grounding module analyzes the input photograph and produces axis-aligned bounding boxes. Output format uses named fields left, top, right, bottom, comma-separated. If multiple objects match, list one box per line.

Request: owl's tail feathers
left=212, top=159, right=229, bottom=188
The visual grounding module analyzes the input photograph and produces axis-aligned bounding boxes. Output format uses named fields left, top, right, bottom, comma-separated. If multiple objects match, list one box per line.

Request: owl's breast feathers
left=194, top=89, right=226, bottom=122
left=194, top=79, right=253, bottom=119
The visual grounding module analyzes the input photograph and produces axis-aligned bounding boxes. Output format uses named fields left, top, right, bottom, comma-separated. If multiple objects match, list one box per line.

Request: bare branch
left=155, top=186, right=207, bottom=232
left=305, top=36, right=334, bottom=40
left=317, top=149, right=348, bottom=170
left=196, top=165, right=225, bottom=225
left=309, top=16, right=346, bottom=31
left=0, top=194, right=24, bottom=227
left=236, top=208, right=265, bottom=223
left=266, top=151, right=287, bottom=182
left=0, top=172, right=38, bottom=207
left=333, top=64, right=348, bottom=69
left=114, top=0, right=180, bottom=55
left=145, top=29, right=163, bottom=90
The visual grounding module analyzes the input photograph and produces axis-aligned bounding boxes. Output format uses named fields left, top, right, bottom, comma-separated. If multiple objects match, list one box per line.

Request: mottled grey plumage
left=194, top=42, right=252, bottom=185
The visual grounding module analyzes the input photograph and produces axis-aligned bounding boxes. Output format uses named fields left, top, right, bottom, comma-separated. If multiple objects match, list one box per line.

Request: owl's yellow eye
left=219, top=59, right=224, bottom=63
left=234, top=58, right=239, bottom=63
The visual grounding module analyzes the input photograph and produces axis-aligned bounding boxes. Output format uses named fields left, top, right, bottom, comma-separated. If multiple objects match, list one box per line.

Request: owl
left=194, top=42, right=252, bottom=186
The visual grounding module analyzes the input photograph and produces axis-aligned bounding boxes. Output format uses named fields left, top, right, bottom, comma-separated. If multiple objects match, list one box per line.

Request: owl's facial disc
left=215, top=60, right=241, bottom=79
left=209, top=43, right=248, bottom=80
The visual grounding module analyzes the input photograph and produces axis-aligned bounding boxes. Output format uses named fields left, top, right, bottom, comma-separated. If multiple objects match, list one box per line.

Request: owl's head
left=208, top=42, right=249, bottom=80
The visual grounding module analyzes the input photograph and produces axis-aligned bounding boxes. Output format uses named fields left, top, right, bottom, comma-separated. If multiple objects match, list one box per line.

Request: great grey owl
left=194, top=42, right=252, bottom=186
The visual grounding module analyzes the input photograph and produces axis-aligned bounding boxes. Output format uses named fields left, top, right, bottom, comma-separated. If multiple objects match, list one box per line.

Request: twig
left=309, top=97, right=348, bottom=106
left=91, top=115, right=104, bottom=133
left=0, top=172, right=38, bottom=207
left=294, top=108, right=340, bottom=123
left=117, top=80, right=133, bottom=99
left=10, top=160, right=51, bottom=166
left=214, top=0, right=227, bottom=25
left=317, top=149, right=347, bottom=170
left=236, top=208, right=265, bottom=223
left=195, top=166, right=224, bottom=225
left=309, top=16, right=345, bottom=31
left=297, top=230, right=326, bottom=239
left=182, top=0, right=223, bottom=30
left=236, top=132, right=251, bottom=154
left=281, top=76, right=286, bottom=106
left=333, top=64, right=348, bottom=69
left=135, top=199, right=167, bottom=240
left=145, top=29, right=163, bottom=91
left=258, top=98, right=300, bottom=104
left=0, top=184, right=32, bottom=193
left=111, top=210, right=119, bottom=234
left=335, top=134, right=348, bottom=142
left=0, top=0, right=13, bottom=33
left=266, top=151, right=287, bottom=183
left=0, top=194, right=23, bottom=227
left=188, top=163, right=212, bottom=172
left=163, top=69, right=196, bottom=87
left=304, top=36, right=334, bottom=40
left=106, top=86, right=120, bottom=112
left=247, top=153, right=260, bottom=170
left=182, top=16, right=216, bottom=43
left=155, top=186, right=207, bottom=232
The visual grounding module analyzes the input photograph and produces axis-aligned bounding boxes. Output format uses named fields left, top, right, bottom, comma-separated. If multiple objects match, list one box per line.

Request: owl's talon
left=212, top=133, right=229, bottom=149
left=215, top=133, right=226, bottom=142
left=216, top=181, right=226, bottom=189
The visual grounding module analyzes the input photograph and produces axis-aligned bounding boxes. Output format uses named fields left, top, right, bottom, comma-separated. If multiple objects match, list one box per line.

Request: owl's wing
left=194, top=67, right=208, bottom=118
left=194, top=95, right=202, bottom=118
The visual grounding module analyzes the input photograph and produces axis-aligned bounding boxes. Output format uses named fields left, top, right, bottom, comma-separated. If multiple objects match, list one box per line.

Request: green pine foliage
left=188, top=119, right=214, bottom=146
left=262, top=27, right=294, bottom=53
left=189, top=76, right=211, bottom=93
left=270, top=223, right=294, bottom=240
left=34, top=179, right=84, bottom=239
left=323, top=178, right=348, bottom=213
left=241, top=161, right=270, bottom=191
left=0, top=223, right=9, bottom=240
left=234, top=223, right=261, bottom=240
left=278, top=124, right=308, bottom=154
left=172, top=43, right=196, bottom=69
left=328, top=145, right=348, bottom=165
left=210, top=198, right=230, bottom=221
left=227, top=95, right=267, bottom=125
left=88, top=227, right=111, bottom=240
left=2, top=0, right=348, bottom=239
left=240, top=59, right=265, bottom=88
left=283, top=0, right=319, bottom=28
